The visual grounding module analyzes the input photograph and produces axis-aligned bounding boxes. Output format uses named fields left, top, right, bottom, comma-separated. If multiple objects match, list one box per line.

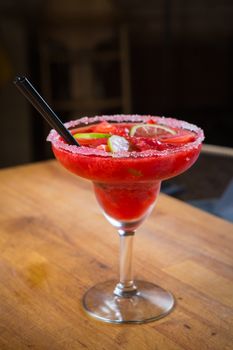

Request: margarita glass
left=48, top=115, right=204, bottom=324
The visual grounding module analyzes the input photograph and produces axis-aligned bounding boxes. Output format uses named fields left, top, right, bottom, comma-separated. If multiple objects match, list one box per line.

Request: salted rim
left=47, top=115, right=205, bottom=158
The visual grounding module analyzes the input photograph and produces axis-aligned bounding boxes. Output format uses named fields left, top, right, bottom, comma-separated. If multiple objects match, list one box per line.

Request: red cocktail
left=48, top=115, right=204, bottom=323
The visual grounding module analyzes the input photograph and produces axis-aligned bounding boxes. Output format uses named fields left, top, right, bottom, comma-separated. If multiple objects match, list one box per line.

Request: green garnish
left=108, top=135, right=130, bottom=153
left=130, top=124, right=176, bottom=137
left=74, top=133, right=110, bottom=139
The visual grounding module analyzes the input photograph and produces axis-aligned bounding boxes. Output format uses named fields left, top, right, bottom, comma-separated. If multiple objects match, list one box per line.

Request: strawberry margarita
left=48, top=114, right=204, bottom=324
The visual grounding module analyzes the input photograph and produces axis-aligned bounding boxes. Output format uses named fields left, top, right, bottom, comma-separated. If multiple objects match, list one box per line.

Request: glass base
left=83, top=280, right=175, bottom=324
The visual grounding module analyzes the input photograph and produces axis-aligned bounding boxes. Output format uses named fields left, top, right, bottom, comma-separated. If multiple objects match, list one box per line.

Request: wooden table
left=0, top=160, right=232, bottom=350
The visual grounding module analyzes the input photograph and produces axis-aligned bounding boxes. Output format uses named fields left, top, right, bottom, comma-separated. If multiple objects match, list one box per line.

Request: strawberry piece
left=94, top=121, right=116, bottom=134
left=160, top=130, right=196, bottom=144
left=129, top=137, right=172, bottom=151
left=147, top=119, right=157, bottom=125
left=77, top=138, right=108, bottom=147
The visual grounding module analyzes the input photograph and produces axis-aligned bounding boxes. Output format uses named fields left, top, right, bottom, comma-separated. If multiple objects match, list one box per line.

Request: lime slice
left=130, top=124, right=176, bottom=137
left=74, top=132, right=110, bottom=139
left=108, top=135, right=129, bottom=153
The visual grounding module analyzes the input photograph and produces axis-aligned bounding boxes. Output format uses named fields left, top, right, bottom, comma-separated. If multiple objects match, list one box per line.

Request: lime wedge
left=108, top=135, right=129, bottom=153
left=74, top=133, right=110, bottom=139
left=130, top=124, right=176, bottom=137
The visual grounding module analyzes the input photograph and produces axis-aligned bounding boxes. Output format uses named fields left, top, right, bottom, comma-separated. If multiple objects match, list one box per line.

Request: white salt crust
left=47, top=115, right=204, bottom=158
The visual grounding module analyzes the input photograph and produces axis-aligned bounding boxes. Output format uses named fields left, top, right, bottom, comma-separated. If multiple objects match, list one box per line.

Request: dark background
left=0, top=0, right=233, bottom=169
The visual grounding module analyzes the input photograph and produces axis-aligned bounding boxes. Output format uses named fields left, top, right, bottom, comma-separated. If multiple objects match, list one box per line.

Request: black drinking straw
left=14, top=76, right=80, bottom=146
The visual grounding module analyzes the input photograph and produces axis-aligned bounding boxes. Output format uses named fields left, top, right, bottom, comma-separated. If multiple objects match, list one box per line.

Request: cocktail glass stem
left=114, top=230, right=137, bottom=297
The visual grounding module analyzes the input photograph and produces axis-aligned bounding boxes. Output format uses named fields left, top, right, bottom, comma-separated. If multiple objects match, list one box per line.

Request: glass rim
left=47, top=114, right=205, bottom=158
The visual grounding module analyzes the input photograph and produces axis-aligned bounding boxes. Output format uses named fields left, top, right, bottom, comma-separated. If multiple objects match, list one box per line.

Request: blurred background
left=0, top=0, right=232, bottom=220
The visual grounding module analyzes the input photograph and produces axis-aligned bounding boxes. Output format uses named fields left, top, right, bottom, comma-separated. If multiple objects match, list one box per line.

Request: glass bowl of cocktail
left=48, top=114, right=204, bottom=324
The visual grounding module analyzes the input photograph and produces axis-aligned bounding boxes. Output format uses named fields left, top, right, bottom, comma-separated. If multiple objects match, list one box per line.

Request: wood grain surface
left=0, top=160, right=232, bottom=350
